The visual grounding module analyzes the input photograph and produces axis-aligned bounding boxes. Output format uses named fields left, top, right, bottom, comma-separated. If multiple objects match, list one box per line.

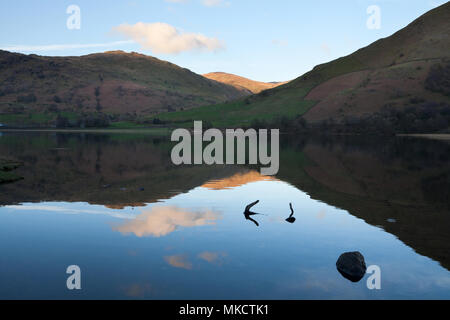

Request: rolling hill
left=156, top=2, right=450, bottom=131
left=203, top=72, right=287, bottom=94
left=0, top=50, right=247, bottom=127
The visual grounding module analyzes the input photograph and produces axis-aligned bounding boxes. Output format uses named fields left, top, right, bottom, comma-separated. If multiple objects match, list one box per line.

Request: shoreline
left=397, top=134, right=450, bottom=141
left=1, top=128, right=449, bottom=139
left=0, top=128, right=172, bottom=135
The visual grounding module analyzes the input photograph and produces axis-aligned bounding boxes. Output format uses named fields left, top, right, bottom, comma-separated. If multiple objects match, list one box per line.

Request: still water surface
left=0, top=132, right=449, bottom=299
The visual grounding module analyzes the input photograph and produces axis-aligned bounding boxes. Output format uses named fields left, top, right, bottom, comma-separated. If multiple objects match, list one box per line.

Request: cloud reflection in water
left=113, top=205, right=221, bottom=237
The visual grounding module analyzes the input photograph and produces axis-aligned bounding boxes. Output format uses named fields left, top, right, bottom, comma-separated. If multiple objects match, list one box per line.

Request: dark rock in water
left=336, top=251, right=367, bottom=282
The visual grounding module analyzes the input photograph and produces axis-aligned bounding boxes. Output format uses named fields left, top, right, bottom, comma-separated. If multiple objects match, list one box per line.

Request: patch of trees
left=17, top=93, right=37, bottom=103
left=55, top=113, right=110, bottom=128
left=0, top=86, right=14, bottom=96
left=246, top=101, right=450, bottom=135
left=95, top=87, right=102, bottom=111
left=109, top=113, right=138, bottom=122
left=116, top=86, right=125, bottom=97
left=249, top=116, right=304, bottom=132
left=152, top=118, right=165, bottom=125
left=0, top=52, right=34, bottom=68
left=425, top=63, right=450, bottom=96
left=47, top=104, right=59, bottom=113
left=318, top=102, right=450, bottom=134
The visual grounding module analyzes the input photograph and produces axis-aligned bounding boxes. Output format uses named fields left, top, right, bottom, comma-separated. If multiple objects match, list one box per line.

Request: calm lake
left=0, top=131, right=449, bottom=299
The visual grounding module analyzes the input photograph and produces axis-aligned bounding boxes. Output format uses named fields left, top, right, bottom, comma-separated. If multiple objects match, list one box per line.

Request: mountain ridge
left=203, top=72, right=287, bottom=94
left=0, top=49, right=247, bottom=126
left=155, top=2, right=450, bottom=132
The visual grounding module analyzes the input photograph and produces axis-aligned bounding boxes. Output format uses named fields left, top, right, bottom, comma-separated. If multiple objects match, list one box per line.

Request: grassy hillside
left=0, top=50, right=247, bottom=127
left=155, top=3, right=450, bottom=130
left=203, top=72, right=287, bottom=94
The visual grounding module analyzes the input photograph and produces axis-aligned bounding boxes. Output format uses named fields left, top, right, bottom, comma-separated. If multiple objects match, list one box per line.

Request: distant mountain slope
left=0, top=50, right=247, bottom=119
left=203, top=72, right=287, bottom=94
left=254, top=2, right=450, bottom=125
left=156, top=3, right=450, bottom=130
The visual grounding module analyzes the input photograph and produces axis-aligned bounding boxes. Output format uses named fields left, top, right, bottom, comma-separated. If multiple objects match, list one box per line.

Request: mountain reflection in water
left=0, top=132, right=449, bottom=299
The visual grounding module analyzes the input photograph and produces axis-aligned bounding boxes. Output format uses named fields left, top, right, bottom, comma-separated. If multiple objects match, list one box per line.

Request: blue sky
left=0, top=0, right=446, bottom=82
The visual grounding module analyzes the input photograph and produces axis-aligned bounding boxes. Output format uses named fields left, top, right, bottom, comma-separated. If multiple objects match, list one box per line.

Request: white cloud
left=112, top=22, right=224, bottom=54
left=0, top=41, right=133, bottom=52
left=164, top=0, right=188, bottom=3
left=202, top=0, right=230, bottom=7
left=320, top=43, right=331, bottom=55
left=272, top=39, right=288, bottom=47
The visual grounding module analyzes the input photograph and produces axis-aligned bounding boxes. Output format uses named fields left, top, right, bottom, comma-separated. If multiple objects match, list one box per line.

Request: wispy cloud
left=112, top=22, right=224, bottom=54
left=165, top=0, right=188, bottom=3
left=0, top=41, right=134, bottom=53
left=320, top=43, right=331, bottom=55
left=272, top=39, right=288, bottom=47
left=202, top=0, right=230, bottom=7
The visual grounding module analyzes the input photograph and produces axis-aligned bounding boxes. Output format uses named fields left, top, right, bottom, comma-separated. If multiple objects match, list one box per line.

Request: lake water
left=0, top=132, right=449, bottom=299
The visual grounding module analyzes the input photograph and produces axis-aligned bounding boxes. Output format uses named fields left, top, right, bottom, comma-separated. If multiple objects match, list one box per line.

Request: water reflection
left=164, top=255, right=193, bottom=270
left=201, top=171, right=276, bottom=190
left=123, top=283, right=154, bottom=298
left=286, top=203, right=296, bottom=224
left=244, top=200, right=262, bottom=227
left=336, top=251, right=367, bottom=283
left=198, top=252, right=227, bottom=265
left=113, top=206, right=221, bottom=237
left=0, top=132, right=449, bottom=299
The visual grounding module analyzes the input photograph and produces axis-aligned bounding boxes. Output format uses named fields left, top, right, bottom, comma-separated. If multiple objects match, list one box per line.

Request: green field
left=0, top=112, right=54, bottom=126
left=149, top=53, right=370, bottom=128
left=152, top=89, right=317, bottom=128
